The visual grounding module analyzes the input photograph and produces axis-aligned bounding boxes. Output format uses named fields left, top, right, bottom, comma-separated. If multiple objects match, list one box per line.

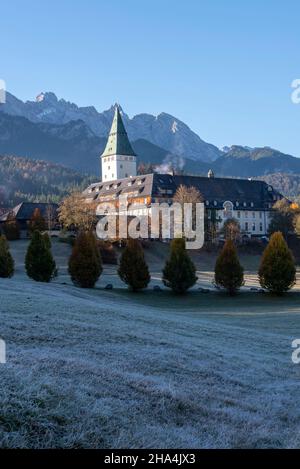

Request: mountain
left=213, top=146, right=300, bottom=177
left=0, top=111, right=207, bottom=175
left=1, top=92, right=300, bottom=191
left=0, top=154, right=96, bottom=207
left=0, top=91, right=221, bottom=162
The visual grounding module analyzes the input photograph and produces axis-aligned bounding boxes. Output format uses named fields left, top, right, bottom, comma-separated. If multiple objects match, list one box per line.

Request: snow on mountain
left=0, top=92, right=221, bottom=163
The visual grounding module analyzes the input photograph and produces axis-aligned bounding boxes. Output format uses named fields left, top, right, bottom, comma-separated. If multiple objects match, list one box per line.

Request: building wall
left=215, top=208, right=271, bottom=236
left=101, top=154, right=137, bottom=182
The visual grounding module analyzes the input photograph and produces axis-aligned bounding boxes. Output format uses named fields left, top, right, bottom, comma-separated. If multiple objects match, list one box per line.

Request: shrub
left=214, top=239, right=244, bottom=295
left=2, top=219, right=20, bottom=240
left=259, top=231, right=296, bottom=294
left=118, top=238, right=150, bottom=291
left=162, top=238, right=197, bottom=294
left=25, top=231, right=56, bottom=282
left=68, top=232, right=102, bottom=288
left=0, top=235, right=14, bottom=278
left=96, top=240, right=117, bottom=264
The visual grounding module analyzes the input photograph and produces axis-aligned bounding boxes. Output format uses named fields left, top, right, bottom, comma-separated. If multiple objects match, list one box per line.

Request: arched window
left=223, top=201, right=233, bottom=219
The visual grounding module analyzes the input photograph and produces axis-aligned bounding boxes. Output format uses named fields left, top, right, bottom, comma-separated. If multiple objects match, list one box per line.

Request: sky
left=1, top=0, right=300, bottom=156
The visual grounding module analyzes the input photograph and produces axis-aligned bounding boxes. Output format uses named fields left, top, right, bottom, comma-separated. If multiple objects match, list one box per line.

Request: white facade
left=101, top=154, right=136, bottom=182
left=209, top=200, right=271, bottom=236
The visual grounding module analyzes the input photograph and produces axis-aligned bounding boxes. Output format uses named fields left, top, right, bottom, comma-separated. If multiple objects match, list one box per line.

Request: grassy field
left=0, top=240, right=300, bottom=448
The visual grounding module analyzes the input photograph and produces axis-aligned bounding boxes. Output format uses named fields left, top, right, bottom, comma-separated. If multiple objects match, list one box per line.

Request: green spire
left=101, top=105, right=136, bottom=158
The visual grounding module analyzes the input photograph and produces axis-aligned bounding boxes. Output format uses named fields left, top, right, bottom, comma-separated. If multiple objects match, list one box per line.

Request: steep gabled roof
left=0, top=202, right=58, bottom=222
left=83, top=173, right=281, bottom=210
left=101, top=105, right=136, bottom=158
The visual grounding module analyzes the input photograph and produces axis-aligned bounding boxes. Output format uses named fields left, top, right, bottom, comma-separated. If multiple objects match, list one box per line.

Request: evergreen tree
left=3, top=216, right=20, bottom=240
left=0, top=235, right=14, bottom=278
left=28, top=208, right=47, bottom=234
left=25, top=231, right=56, bottom=282
left=214, top=239, right=244, bottom=295
left=68, top=232, right=102, bottom=288
left=118, top=238, right=150, bottom=291
left=162, top=238, right=197, bottom=294
left=259, top=231, right=296, bottom=294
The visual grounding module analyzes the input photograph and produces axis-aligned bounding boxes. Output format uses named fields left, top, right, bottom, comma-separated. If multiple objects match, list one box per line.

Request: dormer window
left=214, top=201, right=217, bottom=206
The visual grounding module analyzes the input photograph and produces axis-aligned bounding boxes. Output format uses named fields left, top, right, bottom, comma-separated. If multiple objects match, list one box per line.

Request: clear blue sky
left=1, top=0, right=300, bottom=155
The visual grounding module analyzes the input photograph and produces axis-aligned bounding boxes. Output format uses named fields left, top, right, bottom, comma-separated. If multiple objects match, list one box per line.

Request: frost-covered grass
left=1, top=240, right=300, bottom=448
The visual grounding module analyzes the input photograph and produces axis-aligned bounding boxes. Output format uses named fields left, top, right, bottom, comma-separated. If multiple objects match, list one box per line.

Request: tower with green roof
left=101, top=105, right=137, bottom=182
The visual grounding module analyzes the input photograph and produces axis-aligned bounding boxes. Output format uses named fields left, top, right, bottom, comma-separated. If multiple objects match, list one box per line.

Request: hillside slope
left=0, top=154, right=95, bottom=207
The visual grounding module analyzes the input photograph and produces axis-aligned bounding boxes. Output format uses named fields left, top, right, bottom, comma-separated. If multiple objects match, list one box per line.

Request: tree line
left=0, top=224, right=296, bottom=296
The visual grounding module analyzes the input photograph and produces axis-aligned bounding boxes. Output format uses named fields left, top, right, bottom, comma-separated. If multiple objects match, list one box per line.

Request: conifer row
left=0, top=230, right=297, bottom=297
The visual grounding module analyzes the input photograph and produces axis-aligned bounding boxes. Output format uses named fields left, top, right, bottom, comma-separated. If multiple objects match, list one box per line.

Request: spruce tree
left=0, top=235, right=14, bottom=278
left=68, top=232, right=102, bottom=288
left=25, top=231, right=56, bottom=282
left=259, top=231, right=296, bottom=294
left=214, top=239, right=244, bottom=295
left=118, top=238, right=150, bottom=291
left=162, top=238, right=197, bottom=294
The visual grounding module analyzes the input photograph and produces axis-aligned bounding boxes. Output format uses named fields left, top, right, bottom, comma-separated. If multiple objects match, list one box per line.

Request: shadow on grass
left=97, top=287, right=300, bottom=314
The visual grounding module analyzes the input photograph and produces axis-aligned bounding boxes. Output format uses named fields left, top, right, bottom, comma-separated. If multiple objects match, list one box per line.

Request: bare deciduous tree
left=58, top=192, right=98, bottom=232
left=173, top=185, right=203, bottom=206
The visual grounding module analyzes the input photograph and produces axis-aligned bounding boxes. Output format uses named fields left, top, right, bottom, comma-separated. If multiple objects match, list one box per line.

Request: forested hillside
left=0, top=154, right=96, bottom=207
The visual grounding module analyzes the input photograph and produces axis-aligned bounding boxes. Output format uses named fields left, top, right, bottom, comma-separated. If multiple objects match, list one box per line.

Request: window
left=214, top=201, right=217, bottom=206
left=205, top=200, right=209, bottom=206
left=237, top=211, right=241, bottom=218
left=245, top=211, right=248, bottom=218
left=251, top=202, right=254, bottom=207
left=245, top=222, right=248, bottom=231
left=223, top=201, right=233, bottom=219
left=120, top=164, right=123, bottom=169
left=252, top=223, right=256, bottom=231
left=260, top=222, right=263, bottom=232
left=252, top=211, right=255, bottom=218
left=243, top=202, right=247, bottom=207
left=236, top=201, right=239, bottom=207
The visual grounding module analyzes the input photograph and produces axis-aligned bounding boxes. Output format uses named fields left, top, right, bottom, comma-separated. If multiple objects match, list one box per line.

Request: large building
left=84, top=106, right=283, bottom=238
